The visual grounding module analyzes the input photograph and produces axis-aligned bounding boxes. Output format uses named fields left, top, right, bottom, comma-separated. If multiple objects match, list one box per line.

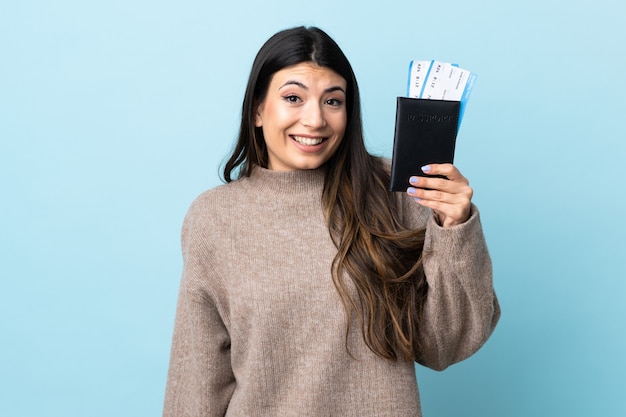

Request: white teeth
left=292, top=136, right=324, bottom=146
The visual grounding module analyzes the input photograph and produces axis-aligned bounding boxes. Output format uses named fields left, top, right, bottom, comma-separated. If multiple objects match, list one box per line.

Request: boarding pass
left=406, top=60, right=477, bottom=128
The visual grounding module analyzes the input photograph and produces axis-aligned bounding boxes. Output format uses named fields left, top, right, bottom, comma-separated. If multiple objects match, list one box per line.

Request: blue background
left=1, top=0, right=625, bottom=416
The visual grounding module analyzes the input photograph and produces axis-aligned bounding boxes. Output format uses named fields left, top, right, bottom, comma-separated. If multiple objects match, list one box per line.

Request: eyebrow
left=279, top=80, right=346, bottom=94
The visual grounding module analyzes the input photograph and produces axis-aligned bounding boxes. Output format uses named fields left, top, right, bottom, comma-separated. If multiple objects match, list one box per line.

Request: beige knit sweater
left=163, top=165, right=500, bottom=417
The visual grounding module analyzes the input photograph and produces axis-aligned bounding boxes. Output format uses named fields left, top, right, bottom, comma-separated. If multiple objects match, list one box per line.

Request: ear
left=254, top=103, right=264, bottom=127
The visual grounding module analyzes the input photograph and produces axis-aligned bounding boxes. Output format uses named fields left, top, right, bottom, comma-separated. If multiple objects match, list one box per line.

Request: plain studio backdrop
left=1, top=0, right=624, bottom=416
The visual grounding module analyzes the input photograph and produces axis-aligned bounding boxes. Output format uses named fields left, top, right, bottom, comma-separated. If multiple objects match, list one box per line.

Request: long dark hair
left=223, top=26, right=427, bottom=362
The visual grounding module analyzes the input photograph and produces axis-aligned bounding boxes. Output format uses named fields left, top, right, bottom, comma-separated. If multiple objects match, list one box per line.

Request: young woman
left=163, top=26, right=500, bottom=417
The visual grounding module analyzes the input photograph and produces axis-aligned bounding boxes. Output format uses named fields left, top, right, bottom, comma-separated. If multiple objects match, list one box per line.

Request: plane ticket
left=406, top=60, right=477, bottom=128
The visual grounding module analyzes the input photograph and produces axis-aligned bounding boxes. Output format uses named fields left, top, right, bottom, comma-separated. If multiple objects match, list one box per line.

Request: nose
left=301, top=102, right=327, bottom=128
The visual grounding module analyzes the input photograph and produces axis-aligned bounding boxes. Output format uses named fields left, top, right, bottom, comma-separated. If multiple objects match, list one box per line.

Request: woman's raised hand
left=407, top=163, right=473, bottom=228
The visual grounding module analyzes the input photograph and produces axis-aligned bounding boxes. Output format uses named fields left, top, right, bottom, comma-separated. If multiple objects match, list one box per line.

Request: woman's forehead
left=269, top=62, right=347, bottom=91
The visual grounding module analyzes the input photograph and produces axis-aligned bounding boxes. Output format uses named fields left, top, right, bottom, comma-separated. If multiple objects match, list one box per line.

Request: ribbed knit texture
left=163, top=165, right=500, bottom=417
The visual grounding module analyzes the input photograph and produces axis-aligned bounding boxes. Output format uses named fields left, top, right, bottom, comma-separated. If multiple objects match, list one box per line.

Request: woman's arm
left=415, top=205, right=500, bottom=370
left=163, top=202, right=235, bottom=416
left=401, top=163, right=500, bottom=370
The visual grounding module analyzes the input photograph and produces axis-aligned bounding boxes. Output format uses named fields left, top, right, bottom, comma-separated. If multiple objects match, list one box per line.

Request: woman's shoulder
left=183, top=180, right=247, bottom=225
left=193, top=180, right=242, bottom=203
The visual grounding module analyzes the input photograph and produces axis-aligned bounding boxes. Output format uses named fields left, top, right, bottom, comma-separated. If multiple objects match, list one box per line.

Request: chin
left=295, top=158, right=330, bottom=171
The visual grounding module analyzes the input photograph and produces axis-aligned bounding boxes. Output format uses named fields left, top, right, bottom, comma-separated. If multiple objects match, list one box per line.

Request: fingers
left=406, top=164, right=473, bottom=227
left=421, top=163, right=467, bottom=183
left=407, top=179, right=472, bottom=206
left=409, top=164, right=471, bottom=196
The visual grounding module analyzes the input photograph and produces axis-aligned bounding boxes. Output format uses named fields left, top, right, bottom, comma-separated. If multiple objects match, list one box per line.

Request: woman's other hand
left=406, top=164, right=473, bottom=227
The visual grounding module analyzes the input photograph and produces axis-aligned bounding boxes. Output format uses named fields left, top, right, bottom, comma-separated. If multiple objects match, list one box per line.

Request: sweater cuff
left=423, top=204, right=486, bottom=256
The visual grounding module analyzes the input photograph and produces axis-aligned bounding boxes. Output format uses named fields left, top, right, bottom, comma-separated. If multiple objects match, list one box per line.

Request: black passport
left=389, top=97, right=461, bottom=192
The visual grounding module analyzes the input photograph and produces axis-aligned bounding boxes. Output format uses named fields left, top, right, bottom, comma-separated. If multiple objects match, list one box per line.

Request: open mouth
left=291, top=135, right=326, bottom=146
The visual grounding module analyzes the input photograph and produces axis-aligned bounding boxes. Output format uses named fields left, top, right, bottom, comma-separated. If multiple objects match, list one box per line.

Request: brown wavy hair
left=222, top=26, right=427, bottom=362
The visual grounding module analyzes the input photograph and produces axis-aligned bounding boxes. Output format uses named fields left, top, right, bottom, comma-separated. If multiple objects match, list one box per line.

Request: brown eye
left=283, top=95, right=301, bottom=103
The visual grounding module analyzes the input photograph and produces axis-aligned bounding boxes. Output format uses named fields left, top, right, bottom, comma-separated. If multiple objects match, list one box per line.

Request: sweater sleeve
left=163, top=199, right=235, bottom=416
left=411, top=203, right=500, bottom=371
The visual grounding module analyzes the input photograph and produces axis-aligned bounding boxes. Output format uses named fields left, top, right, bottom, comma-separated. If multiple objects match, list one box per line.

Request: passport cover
left=389, top=97, right=460, bottom=192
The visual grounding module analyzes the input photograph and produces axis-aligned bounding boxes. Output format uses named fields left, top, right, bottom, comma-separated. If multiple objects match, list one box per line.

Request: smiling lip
left=291, top=135, right=326, bottom=146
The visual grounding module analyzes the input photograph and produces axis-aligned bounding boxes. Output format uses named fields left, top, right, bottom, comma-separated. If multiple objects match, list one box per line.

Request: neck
left=246, top=165, right=327, bottom=197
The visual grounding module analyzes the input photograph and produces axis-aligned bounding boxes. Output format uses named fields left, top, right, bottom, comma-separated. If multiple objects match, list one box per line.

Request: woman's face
left=255, top=62, right=347, bottom=171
